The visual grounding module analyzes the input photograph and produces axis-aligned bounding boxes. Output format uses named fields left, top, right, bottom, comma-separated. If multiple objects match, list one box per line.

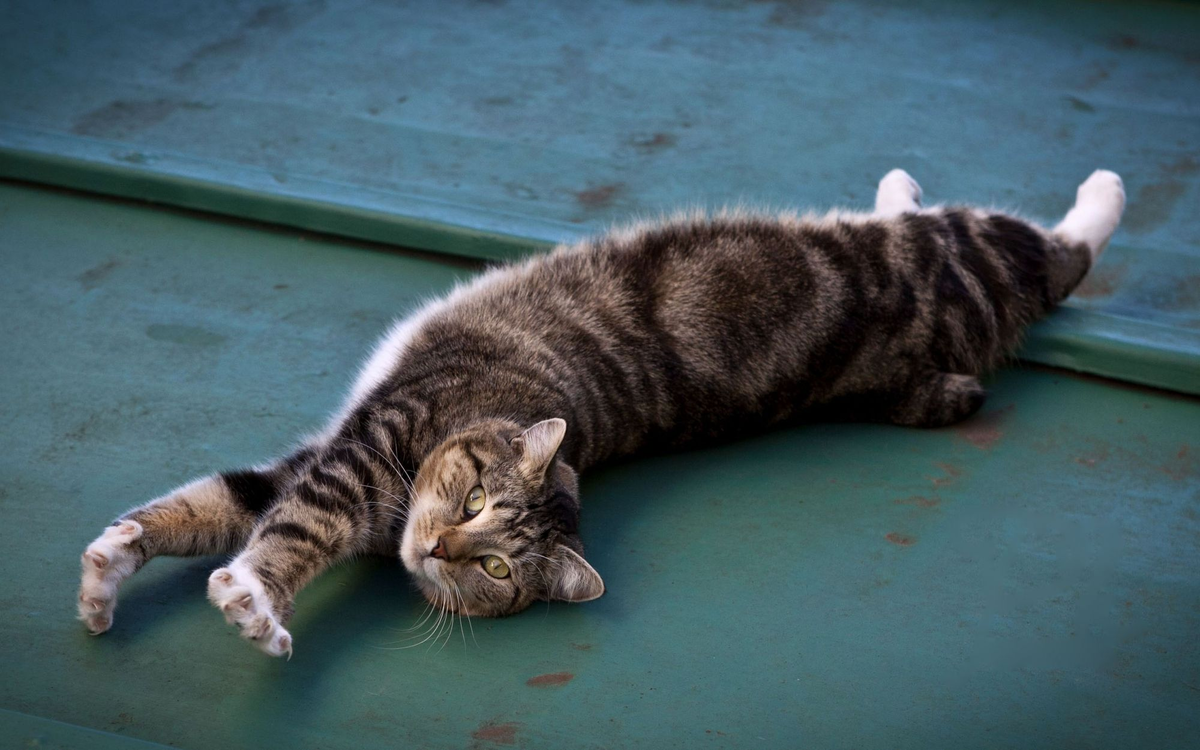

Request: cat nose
left=429, top=536, right=449, bottom=560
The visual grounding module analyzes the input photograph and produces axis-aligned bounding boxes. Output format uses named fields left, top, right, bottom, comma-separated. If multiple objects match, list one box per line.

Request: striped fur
left=78, top=170, right=1125, bottom=656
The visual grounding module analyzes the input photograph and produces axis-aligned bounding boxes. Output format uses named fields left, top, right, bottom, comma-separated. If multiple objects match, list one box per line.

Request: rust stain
left=1161, top=444, right=1194, bottom=481
left=1163, top=156, right=1200, bottom=176
left=1064, top=95, right=1095, bottom=114
left=885, top=532, right=916, bottom=546
left=526, top=672, right=575, bottom=687
left=954, top=405, right=1014, bottom=450
left=72, top=99, right=180, bottom=137
left=629, top=132, right=677, bottom=153
left=78, top=259, right=121, bottom=291
left=1076, top=443, right=1110, bottom=467
left=1124, top=179, right=1186, bottom=233
left=931, top=462, right=962, bottom=487
left=574, top=183, right=622, bottom=208
left=570, top=642, right=593, bottom=651
left=1073, top=264, right=1126, bottom=299
left=1155, top=274, right=1200, bottom=311
left=895, top=496, right=939, bottom=508
left=1109, top=33, right=1140, bottom=49
left=765, top=0, right=830, bottom=28
left=472, top=721, right=520, bottom=745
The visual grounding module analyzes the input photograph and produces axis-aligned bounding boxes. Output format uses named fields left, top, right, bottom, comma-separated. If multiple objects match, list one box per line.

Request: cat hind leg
left=889, top=372, right=986, bottom=428
left=875, top=169, right=923, bottom=217
left=1054, top=170, right=1125, bottom=259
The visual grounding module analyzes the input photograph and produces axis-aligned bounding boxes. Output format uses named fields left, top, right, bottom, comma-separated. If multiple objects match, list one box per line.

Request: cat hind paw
left=1056, top=170, right=1125, bottom=259
left=875, top=169, right=923, bottom=217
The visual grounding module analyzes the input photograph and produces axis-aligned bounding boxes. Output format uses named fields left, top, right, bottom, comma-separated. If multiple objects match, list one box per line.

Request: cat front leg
left=77, top=459, right=300, bottom=635
left=207, top=443, right=403, bottom=657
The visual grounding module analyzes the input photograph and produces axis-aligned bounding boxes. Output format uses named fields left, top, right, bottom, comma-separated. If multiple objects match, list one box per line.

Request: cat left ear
left=547, top=545, right=605, bottom=603
left=512, top=418, right=566, bottom=477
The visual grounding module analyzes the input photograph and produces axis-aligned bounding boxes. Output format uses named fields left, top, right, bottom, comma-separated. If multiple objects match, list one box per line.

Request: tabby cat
left=78, top=169, right=1125, bottom=657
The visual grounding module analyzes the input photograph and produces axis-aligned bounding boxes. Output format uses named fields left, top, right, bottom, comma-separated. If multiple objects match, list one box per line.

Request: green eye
left=464, top=485, right=486, bottom=516
left=482, top=555, right=510, bottom=579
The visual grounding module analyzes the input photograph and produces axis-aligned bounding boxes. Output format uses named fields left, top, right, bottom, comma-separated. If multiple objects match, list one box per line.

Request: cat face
left=400, top=418, right=604, bottom=617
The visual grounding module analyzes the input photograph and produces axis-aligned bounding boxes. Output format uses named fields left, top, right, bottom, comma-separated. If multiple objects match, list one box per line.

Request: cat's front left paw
left=78, top=520, right=144, bottom=634
left=207, top=562, right=293, bottom=658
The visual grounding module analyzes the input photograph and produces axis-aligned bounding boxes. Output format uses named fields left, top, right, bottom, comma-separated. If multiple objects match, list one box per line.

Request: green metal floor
left=1, top=182, right=1198, bottom=749
left=1, top=0, right=1199, bottom=747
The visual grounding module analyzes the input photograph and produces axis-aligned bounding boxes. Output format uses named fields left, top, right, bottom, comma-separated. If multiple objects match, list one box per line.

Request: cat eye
left=482, top=555, right=510, bottom=579
left=464, top=485, right=486, bottom=517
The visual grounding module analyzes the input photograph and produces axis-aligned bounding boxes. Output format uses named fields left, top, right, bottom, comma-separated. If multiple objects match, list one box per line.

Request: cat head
left=399, top=418, right=604, bottom=617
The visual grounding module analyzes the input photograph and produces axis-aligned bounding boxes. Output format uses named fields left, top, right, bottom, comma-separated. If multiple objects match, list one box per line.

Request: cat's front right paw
left=207, top=562, right=293, bottom=658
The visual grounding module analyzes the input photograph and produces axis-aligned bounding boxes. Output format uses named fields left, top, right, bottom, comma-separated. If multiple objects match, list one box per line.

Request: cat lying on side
left=78, top=168, right=1125, bottom=658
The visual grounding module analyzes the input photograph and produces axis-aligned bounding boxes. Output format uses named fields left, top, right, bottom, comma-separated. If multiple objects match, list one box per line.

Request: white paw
left=1076, top=169, right=1125, bottom=214
left=875, top=168, right=923, bottom=217
left=1057, top=169, right=1125, bottom=258
left=78, top=520, right=143, bottom=635
left=207, top=562, right=293, bottom=658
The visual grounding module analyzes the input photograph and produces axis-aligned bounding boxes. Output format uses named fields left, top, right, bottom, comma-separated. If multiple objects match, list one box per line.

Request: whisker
left=379, top=591, right=451, bottom=650
left=453, top=582, right=478, bottom=648
left=339, top=436, right=417, bottom=497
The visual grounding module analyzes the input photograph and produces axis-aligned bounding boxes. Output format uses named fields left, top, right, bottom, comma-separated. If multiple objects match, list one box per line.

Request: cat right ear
left=547, top=545, right=605, bottom=603
left=512, top=418, right=567, bottom=478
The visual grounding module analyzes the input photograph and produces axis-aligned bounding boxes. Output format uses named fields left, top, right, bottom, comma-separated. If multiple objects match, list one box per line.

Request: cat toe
left=77, top=520, right=145, bottom=633
left=207, top=563, right=294, bottom=658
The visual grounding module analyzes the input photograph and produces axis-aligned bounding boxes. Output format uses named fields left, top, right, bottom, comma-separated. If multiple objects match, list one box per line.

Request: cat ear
left=512, top=418, right=566, bottom=477
left=547, top=545, right=605, bottom=603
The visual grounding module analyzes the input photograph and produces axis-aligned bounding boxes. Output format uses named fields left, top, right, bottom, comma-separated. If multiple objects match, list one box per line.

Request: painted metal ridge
left=1, top=126, right=1197, bottom=396
left=0, top=708, right=179, bottom=750
left=1022, top=307, right=1200, bottom=396
left=0, top=124, right=572, bottom=262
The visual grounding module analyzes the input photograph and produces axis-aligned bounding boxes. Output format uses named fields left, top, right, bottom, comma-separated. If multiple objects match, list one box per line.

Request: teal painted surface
left=1, top=0, right=1199, bottom=392
left=0, top=709, right=176, bottom=750
left=1, top=183, right=1198, bottom=748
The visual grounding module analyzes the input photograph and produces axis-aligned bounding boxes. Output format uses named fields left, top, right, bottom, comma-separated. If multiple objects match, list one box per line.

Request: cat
left=78, top=168, right=1126, bottom=657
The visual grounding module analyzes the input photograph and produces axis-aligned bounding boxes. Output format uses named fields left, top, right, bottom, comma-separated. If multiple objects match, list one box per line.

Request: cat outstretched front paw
left=78, top=520, right=144, bottom=634
left=207, top=563, right=293, bottom=658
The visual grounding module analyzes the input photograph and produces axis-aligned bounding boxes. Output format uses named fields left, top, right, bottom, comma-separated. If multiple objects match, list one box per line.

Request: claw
left=86, top=615, right=111, bottom=634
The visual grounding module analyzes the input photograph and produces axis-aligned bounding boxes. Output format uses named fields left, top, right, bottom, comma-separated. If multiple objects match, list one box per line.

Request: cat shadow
left=245, top=556, right=426, bottom=712
left=102, top=556, right=227, bottom=643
